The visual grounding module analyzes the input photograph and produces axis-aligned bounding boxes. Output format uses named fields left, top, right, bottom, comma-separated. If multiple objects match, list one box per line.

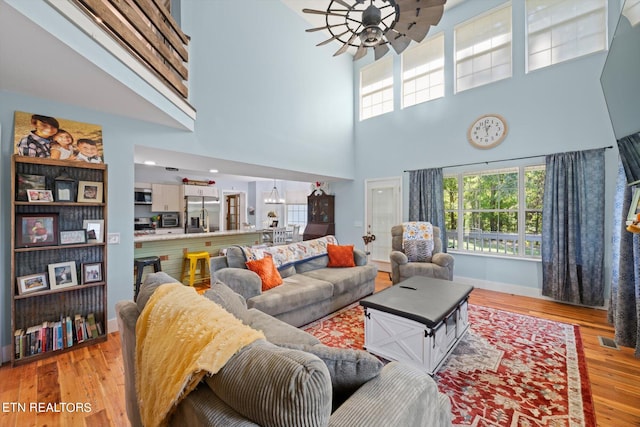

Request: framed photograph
left=16, top=213, right=59, bottom=247
left=77, top=181, right=103, bottom=203
left=48, top=261, right=78, bottom=290
left=27, top=189, right=54, bottom=202
left=13, top=111, right=104, bottom=163
left=82, top=262, right=103, bottom=284
left=16, top=273, right=49, bottom=295
left=59, top=229, right=87, bottom=245
left=16, top=173, right=46, bottom=201
left=83, top=219, right=104, bottom=243
left=54, top=177, right=77, bottom=202
left=270, top=220, right=279, bottom=228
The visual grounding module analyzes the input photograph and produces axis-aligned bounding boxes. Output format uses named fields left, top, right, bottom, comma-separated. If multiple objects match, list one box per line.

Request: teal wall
left=336, top=0, right=622, bottom=296
left=0, top=0, right=354, bottom=351
left=0, top=0, right=630, bottom=355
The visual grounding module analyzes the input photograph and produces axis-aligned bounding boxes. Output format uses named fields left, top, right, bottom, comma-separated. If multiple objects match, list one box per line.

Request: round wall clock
left=467, top=114, right=508, bottom=149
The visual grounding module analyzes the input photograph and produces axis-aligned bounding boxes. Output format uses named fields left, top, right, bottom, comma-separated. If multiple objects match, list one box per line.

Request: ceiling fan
left=303, top=0, right=447, bottom=61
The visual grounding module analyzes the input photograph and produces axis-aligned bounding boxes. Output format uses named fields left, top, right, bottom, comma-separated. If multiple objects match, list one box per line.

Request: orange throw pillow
left=327, top=244, right=356, bottom=268
left=246, top=256, right=283, bottom=291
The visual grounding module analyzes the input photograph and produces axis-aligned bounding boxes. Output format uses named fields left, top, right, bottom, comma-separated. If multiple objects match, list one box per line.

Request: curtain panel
left=408, top=168, right=446, bottom=252
left=609, top=161, right=640, bottom=357
left=541, top=148, right=605, bottom=306
left=617, top=132, right=640, bottom=185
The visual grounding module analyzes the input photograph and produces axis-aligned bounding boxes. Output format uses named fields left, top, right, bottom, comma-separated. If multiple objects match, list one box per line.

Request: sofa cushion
left=136, top=272, right=179, bottom=311
left=294, top=254, right=329, bottom=273
left=327, top=244, right=356, bottom=268
left=244, top=308, right=321, bottom=346
left=205, top=340, right=332, bottom=427
left=301, top=265, right=378, bottom=296
left=226, top=246, right=248, bottom=269
left=245, top=256, right=283, bottom=291
left=247, top=276, right=334, bottom=317
left=203, top=281, right=248, bottom=322
left=280, top=343, right=383, bottom=409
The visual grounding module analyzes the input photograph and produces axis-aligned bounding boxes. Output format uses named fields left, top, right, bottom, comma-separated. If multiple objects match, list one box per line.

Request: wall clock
left=467, top=114, right=508, bottom=149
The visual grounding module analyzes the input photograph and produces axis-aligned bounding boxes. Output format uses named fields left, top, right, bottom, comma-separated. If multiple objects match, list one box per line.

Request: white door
left=365, top=177, right=402, bottom=272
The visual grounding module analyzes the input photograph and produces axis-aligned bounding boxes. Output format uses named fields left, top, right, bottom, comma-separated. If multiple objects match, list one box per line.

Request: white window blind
left=402, top=33, right=445, bottom=108
left=624, top=0, right=640, bottom=27
left=360, top=56, right=393, bottom=120
left=455, top=3, right=512, bottom=93
left=526, top=0, right=607, bottom=72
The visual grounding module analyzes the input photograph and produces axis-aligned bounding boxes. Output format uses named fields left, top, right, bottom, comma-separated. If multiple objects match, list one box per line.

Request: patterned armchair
left=389, top=224, right=455, bottom=284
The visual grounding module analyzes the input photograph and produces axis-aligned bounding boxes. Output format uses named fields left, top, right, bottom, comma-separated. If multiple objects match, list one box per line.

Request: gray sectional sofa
left=210, top=239, right=378, bottom=327
left=116, top=272, right=452, bottom=427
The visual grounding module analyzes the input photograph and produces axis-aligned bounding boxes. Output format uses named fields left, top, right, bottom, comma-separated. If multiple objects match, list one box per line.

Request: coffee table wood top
left=360, top=276, right=473, bottom=328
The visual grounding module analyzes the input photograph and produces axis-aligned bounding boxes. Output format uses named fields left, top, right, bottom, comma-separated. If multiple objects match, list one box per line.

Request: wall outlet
left=107, top=232, right=120, bottom=244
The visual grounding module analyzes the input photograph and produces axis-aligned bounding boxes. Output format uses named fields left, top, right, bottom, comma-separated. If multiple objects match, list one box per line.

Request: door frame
left=364, top=176, right=402, bottom=272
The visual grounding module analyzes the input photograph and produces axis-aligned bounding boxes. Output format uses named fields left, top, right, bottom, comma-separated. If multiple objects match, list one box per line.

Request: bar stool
left=181, top=251, right=210, bottom=287
left=133, top=256, right=162, bottom=301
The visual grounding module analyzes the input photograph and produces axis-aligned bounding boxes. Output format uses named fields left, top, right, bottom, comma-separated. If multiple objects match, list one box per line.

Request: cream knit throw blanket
left=135, top=283, right=265, bottom=427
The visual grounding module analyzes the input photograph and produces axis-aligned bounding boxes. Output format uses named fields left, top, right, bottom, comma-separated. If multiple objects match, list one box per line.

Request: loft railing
left=73, top=0, right=190, bottom=99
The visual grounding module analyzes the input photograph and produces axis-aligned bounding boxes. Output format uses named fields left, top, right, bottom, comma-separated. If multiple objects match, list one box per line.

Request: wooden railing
left=73, top=0, right=190, bottom=99
left=446, top=230, right=542, bottom=257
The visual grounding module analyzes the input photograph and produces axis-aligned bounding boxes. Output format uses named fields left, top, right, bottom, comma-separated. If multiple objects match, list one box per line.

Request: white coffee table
left=360, top=276, right=473, bottom=375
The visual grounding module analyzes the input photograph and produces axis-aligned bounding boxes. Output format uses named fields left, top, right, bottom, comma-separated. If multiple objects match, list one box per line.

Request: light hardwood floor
left=1, top=273, right=639, bottom=427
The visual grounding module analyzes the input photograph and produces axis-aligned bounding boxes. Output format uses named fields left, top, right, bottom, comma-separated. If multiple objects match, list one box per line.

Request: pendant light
left=265, top=179, right=285, bottom=204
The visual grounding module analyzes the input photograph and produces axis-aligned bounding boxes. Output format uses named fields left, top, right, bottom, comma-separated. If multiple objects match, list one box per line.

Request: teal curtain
left=541, top=148, right=605, bottom=306
left=618, top=132, right=640, bottom=184
left=408, top=168, right=446, bottom=252
left=609, top=161, right=640, bottom=357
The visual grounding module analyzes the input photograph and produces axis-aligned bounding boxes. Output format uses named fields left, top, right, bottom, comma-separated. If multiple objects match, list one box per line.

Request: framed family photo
left=13, top=111, right=104, bottom=163
left=16, top=173, right=46, bottom=201
left=16, top=273, right=49, bottom=295
left=59, top=229, right=87, bottom=245
left=78, top=181, right=103, bottom=203
left=16, top=213, right=59, bottom=247
left=27, top=189, right=54, bottom=202
left=48, top=261, right=78, bottom=290
left=82, top=262, right=103, bottom=284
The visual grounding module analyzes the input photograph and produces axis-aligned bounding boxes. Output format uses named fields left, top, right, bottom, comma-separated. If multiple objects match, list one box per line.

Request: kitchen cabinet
left=151, top=184, right=181, bottom=212
left=181, top=184, right=218, bottom=198
left=11, top=155, right=108, bottom=366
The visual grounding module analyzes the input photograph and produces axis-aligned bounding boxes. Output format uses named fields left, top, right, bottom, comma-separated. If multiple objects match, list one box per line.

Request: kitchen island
left=134, top=229, right=263, bottom=285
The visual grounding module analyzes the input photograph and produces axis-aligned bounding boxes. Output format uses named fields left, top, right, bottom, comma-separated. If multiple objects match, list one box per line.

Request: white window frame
left=401, top=32, right=445, bottom=108
left=526, top=0, right=608, bottom=73
left=286, top=203, right=307, bottom=229
left=444, top=164, right=544, bottom=259
left=360, top=56, right=394, bottom=120
left=454, top=2, right=512, bottom=93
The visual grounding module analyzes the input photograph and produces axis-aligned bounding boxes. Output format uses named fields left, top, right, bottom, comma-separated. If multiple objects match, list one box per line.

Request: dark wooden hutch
left=303, top=190, right=335, bottom=240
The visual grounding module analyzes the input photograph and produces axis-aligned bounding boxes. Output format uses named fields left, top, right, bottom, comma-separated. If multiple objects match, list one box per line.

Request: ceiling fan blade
left=393, top=21, right=431, bottom=42
left=374, top=43, right=390, bottom=60
left=306, top=23, right=344, bottom=33
left=385, top=29, right=412, bottom=54
left=333, top=0, right=353, bottom=9
left=317, top=30, right=350, bottom=47
left=395, top=0, right=446, bottom=8
left=397, top=5, right=445, bottom=26
left=303, top=8, right=345, bottom=17
left=334, top=33, right=358, bottom=56
left=353, top=44, right=368, bottom=61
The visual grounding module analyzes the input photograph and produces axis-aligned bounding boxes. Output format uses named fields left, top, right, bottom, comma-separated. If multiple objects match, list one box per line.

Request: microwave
left=161, top=213, right=179, bottom=228
left=134, top=188, right=152, bottom=205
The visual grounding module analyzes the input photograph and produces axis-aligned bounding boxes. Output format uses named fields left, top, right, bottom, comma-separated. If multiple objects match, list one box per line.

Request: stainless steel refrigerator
left=184, top=196, right=220, bottom=233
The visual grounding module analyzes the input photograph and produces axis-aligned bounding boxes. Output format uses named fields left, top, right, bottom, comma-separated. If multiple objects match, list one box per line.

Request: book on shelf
left=87, top=313, right=99, bottom=339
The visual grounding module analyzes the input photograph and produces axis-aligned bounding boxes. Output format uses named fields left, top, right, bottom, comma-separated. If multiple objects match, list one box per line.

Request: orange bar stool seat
left=181, top=251, right=210, bottom=287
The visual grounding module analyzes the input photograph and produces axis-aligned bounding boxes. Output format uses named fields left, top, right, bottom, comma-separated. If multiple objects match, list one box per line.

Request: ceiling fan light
left=359, top=25, right=383, bottom=46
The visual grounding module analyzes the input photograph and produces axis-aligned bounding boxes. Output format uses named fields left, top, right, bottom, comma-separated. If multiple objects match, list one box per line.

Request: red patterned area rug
left=302, top=303, right=596, bottom=427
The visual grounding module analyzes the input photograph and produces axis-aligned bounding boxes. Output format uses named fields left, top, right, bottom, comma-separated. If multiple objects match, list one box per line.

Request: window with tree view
left=444, top=165, right=544, bottom=257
